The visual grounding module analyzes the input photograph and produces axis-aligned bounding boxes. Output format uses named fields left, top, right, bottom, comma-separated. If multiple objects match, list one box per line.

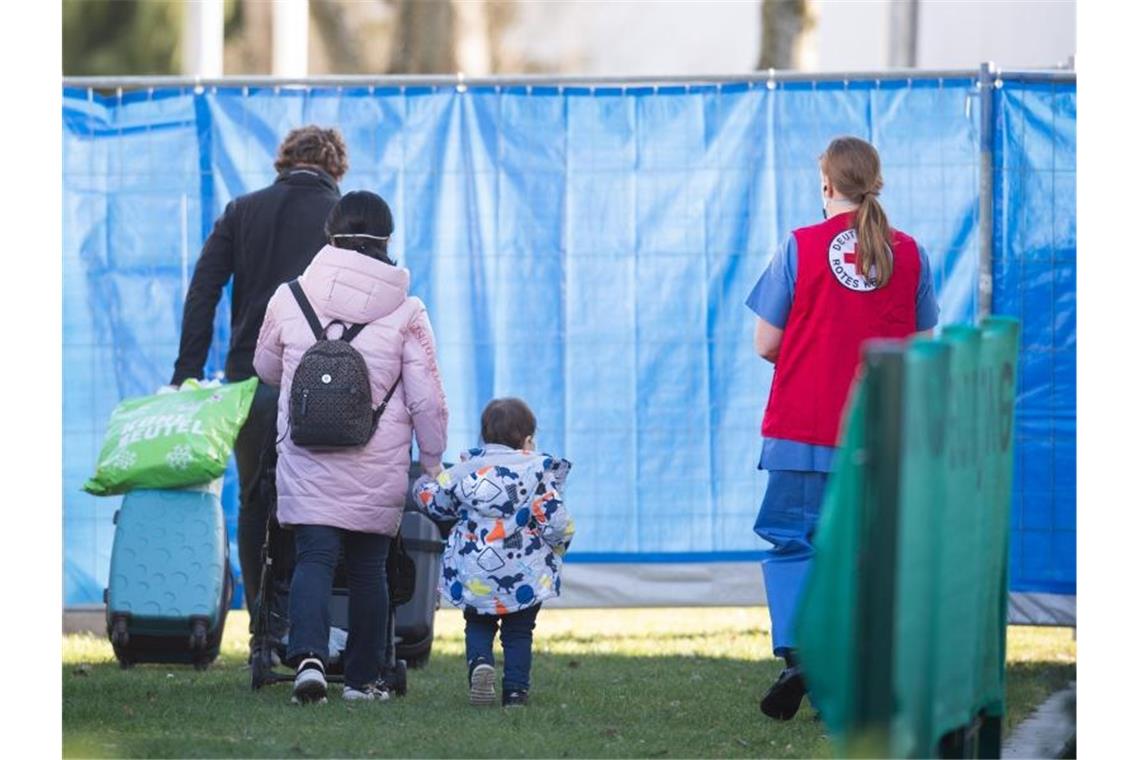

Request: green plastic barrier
left=797, top=318, right=1019, bottom=758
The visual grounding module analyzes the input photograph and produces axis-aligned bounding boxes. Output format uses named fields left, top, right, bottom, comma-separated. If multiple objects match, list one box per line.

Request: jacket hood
left=300, top=244, right=410, bottom=325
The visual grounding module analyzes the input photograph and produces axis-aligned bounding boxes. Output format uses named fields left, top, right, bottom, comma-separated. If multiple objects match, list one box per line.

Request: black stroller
left=248, top=438, right=447, bottom=692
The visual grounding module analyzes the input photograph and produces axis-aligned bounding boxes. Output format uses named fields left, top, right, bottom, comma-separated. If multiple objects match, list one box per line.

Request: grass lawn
left=63, top=608, right=1075, bottom=758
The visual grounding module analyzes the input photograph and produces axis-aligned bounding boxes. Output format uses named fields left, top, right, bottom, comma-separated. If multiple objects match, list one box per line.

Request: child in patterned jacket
left=414, top=397, right=573, bottom=707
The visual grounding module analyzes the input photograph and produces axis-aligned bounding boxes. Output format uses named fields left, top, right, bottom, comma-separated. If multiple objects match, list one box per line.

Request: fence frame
left=61, top=63, right=1077, bottom=624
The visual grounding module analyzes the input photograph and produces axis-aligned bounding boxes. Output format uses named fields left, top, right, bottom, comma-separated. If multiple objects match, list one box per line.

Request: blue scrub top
left=746, top=234, right=940, bottom=472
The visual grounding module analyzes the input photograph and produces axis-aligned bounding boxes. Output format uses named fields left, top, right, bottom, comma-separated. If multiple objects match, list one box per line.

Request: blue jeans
left=754, top=470, right=829, bottom=655
left=287, top=524, right=391, bottom=690
left=464, top=604, right=541, bottom=692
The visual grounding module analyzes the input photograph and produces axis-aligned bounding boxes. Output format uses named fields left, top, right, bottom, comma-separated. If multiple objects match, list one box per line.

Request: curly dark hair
left=274, top=125, right=349, bottom=180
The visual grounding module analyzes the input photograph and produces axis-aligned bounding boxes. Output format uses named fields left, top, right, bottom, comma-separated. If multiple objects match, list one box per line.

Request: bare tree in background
left=388, top=0, right=456, bottom=74
left=307, top=0, right=394, bottom=73
left=220, top=0, right=530, bottom=77
left=224, top=0, right=272, bottom=74
left=309, top=0, right=359, bottom=73
left=757, top=0, right=818, bottom=70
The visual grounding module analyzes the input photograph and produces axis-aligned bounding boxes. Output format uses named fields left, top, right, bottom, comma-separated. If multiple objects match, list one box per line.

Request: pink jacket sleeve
left=253, top=287, right=285, bottom=387
left=401, top=300, right=449, bottom=469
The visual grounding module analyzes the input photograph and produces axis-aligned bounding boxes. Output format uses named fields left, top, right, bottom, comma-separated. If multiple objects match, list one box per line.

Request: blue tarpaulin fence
left=62, top=70, right=1075, bottom=615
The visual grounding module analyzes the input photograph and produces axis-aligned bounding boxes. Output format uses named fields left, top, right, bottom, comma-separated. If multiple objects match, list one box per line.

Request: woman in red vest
left=746, top=136, right=939, bottom=720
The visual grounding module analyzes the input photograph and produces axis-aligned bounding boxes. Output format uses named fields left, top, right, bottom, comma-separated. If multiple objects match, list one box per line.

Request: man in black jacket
left=170, top=126, right=347, bottom=622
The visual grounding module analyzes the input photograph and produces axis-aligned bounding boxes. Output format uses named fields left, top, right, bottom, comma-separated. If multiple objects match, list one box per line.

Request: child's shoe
left=291, top=658, right=328, bottom=705
left=468, top=661, right=497, bottom=707
left=502, top=689, right=529, bottom=708
left=343, top=681, right=392, bottom=702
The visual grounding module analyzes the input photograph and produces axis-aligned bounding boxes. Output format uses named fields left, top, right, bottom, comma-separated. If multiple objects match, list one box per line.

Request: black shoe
left=760, top=666, right=806, bottom=721
left=502, top=689, right=529, bottom=708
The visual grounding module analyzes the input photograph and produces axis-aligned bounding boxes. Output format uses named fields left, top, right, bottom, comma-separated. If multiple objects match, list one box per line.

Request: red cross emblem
left=843, top=243, right=861, bottom=275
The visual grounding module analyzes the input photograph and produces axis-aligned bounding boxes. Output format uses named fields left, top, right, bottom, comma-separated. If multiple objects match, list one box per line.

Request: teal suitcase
left=105, top=489, right=233, bottom=669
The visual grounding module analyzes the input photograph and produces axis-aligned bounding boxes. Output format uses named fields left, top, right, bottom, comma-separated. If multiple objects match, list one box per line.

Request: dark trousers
left=464, top=604, right=542, bottom=692
left=287, top=524, right=392, bottom=690
left=233, top=382, right=279, bottom=615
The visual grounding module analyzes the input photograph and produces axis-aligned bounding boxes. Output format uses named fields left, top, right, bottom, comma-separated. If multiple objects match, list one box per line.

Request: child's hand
left=424, top=463, right=443, bottom=479
left=412, top=474, right=434, bottom=496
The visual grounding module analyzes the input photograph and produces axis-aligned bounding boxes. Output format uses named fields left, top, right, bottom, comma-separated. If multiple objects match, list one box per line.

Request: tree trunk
left=224, top=0, right=272, bottom=75
left=309, top=0, right=359, bottom=74
left=388, top=0, right=456, bottom=74
left=757, top=0, right=818, bottom=70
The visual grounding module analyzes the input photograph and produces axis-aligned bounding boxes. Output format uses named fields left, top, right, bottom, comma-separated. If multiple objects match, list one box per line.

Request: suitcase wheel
left=110, top=616, right=129, bottom=649
left=188, top=619, right=208, bottom=652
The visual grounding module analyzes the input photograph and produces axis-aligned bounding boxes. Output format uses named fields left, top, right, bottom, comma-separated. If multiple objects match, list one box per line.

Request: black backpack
left=287, top=280, right=401, bottom=449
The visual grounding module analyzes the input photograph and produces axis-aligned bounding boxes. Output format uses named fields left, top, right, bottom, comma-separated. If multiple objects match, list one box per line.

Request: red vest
left=761, top=212, right=922, bottom=446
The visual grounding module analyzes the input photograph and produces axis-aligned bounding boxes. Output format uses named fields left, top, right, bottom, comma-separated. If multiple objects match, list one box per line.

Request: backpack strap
left=371, top=375, right=403, bottom=430
left=288, top=280, right=327, bottom=341
left=341, top=322, right=367, bottom=343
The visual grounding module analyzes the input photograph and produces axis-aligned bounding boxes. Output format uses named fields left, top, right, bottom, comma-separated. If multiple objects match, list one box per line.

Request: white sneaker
left=343, top=682, right=392, bottom=702
left=469, top=663, right=497, bottom=707
left=291, top=658, right=328, bottom=705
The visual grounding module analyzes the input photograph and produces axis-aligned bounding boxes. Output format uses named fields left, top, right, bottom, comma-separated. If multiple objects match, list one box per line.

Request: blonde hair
left=820, top=136, right=893, bottom=287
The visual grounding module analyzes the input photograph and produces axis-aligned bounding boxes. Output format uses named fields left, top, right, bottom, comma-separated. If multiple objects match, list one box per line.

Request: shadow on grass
left=63, top=651, right=829, bottom=759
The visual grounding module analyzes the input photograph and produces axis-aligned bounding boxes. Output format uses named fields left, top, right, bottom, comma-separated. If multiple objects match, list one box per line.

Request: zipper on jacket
left=301, top=389, right=308, bottom=417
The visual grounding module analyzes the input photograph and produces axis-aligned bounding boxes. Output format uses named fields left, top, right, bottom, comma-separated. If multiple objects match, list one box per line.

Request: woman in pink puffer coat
left=253, top=191, right=448, bottom=704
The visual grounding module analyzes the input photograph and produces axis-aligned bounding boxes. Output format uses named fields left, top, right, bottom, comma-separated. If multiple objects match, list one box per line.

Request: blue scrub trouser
left=754, top=470, right=829, bottom=655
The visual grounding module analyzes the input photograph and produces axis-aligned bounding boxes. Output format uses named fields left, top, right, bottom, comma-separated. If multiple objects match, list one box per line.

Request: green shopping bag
left=83, top=378, right=259, bottom=496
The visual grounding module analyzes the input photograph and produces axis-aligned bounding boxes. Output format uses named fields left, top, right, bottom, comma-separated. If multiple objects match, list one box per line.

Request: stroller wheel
left=405, top=649, right=431, bottom=670
left=392, top=659, right=408, bottom=697
left=251, top=655, right=269, bottom=690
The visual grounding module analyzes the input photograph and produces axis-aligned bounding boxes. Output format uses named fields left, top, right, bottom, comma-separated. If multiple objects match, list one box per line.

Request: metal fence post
left=978, top=61, right=997, bottom=319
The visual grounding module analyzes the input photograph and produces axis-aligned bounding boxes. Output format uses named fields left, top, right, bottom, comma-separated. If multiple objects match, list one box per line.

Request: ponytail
left=855, top=193, right=893, bottom=287
left=820, top=136, right=894, bottom=288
